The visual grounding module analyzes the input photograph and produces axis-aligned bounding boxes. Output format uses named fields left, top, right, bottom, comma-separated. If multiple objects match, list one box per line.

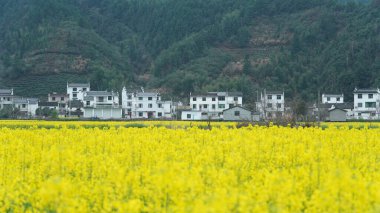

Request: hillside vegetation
left=0, top=0, right=379, bottom=103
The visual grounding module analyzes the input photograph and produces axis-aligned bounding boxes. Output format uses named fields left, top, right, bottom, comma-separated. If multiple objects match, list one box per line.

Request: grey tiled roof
left=323, top=94, right=343, bottom=97
left=353, top=88, right=379, bottom=93
left=67, top=83, right=90, bottom=88
left=85, top=91, right=117, bottom=96
left=265, top=91, right=283, bottom=95
left=191, top=92, right=243, bottom=97
left=38, top=102, right=59, bottom=107
left=84, top=96, right=94, bottom=101
left=14, top=98, right=38, bottom=105
left=0, top=89, right=13, bottom=95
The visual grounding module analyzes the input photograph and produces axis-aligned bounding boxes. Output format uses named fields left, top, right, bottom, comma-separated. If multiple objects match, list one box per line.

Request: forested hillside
left=0, top=0, right=379, bottom=104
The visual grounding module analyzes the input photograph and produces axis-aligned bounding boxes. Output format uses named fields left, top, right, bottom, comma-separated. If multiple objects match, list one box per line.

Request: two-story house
left=186, top=92, right=243, bottom=119
left=0, top=89, right=14, bottom=110
left=322, top=94, right=344, bottom=104
left=121, top=87, right=174, bottom=119
left=256, top=90, right=285, bottom=119
left=48, top=93, right=69, bottom=115
left=353, top=88, right=380, bottom=120
left=83, top=91, right=122, bottom=119
left=14, top=98, right=39, bottom=117
left=67, top=83, right=90, bottom=101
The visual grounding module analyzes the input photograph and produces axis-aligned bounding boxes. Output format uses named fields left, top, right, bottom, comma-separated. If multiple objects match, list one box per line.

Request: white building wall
left=189, top=94, right=242, bottom=113
left=322, top=94, right=344, bottom=104
left=67, top=84, right=90, bottom=101
left=181, top=111, right=203, bottom=120
left=121, top=87, right=174, bottom=119
left=353, top=90, right=380, bottom=120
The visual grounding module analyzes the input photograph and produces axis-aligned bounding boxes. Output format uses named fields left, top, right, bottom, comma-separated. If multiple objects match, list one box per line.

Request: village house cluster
left=0, top=84, right=379, bottom=121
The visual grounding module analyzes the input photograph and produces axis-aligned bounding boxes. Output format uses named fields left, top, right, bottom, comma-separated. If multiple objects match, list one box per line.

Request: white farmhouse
left=322, top=94, right=344, bottom=104
left=83, top=91, right=122, bottom=119
left=0, top=89, right=14, bottom=109
left=14, top=98, right=39, bottom=117
left=189, top=92, right=243, bottom=119
left=121, top=87, right=174, bottom=119
left=256, top=90, right=285, bottom=119
left=67, top=83, right=90, bottom=101
left=83, top=91, right=119, bottom=108
left=353, top=88, right=380, bottom=120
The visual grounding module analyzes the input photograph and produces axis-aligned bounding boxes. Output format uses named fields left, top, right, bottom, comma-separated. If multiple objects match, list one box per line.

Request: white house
left=122, top=87, right=174, bottom=119
left=14, top=98, right=39, bottom=117
left=83, top=91, right=120, bottom=108
left=181, top=111, right=204, bottom=121
left=189, top=92, right=243, bottom=119
left=322, top=94, right=344, bottom=104
left=353, top=88, right=380, bottom=120
left=0, top=89, right=14, bottom=109
left=256, top=90, right=285, bottom=119
left=67, top=83, right=90, bottom=101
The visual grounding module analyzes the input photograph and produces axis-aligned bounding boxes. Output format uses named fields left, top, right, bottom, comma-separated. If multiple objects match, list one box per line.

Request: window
left=202, top=97, right=206, bottom=101
left=371, top=112, right=376, bottom=117
left=73, top=88, right=77, bottom=92
left=73, top=94, right=77, bottom=98
left=358, top=103, right=363, bottom=108
left=86, top=101, right=90, bottom=106
left=358, top=94, right=362, bottom=99
left=267, top=95, right=272, bottom=100
left=369, top=94, right=374, bottom=99
left=127, top=102, right=132, bottom=107
left=138, top=97, right=143, bottom=100
left=212, top=98, right=216, bottom=101
left=234, top=97, right=238, bottom=101
left=83, top=88, right=87, bottom=92
left=7, top=97, right=10, bottom=101
left=128, top=95, right=132, bottom=100
left=158, top=104, right=163, bottom=108
left=158, top=112, right=162, bottom=117
left=138, top=112, right=143, bottom=117
left=98, top=97, right=104, bottom=102
left=358, top=113, right=362, bottom=116
left=148, top=97, right=153, bottom=101
left=193, top=104, right=197, bottom=109
left=22, top=104, right=26, bottom=108
left=148, top=104, right=153, bottom=108
left=218, top=104, right=225, bottom=109
left=61, top=97, right=64, bottom=101
left=327, top=97, right=331, bottom=101
left=365, top=102, right=376, bottom=108
left=268, top=112, right=272, bottom=118
left=202, top=104, right=207, bottom=109
left=337, top=97, right=340, bottom=101
left=139, top=103, right=143, bottom=108
left=229, top=104, right=234, bottom=108
left=218, top=96, right=225, bottom=101
left=212, top=104, right=216, bottom=109
left=108, top=96, right=112, bottom=101
left=277, top=103, right=282, bottom=108
left=267, top=103, right=273, bottom=108
left=277, top=95, right=281, bottom=100
left=187, top=114, right=191, bottom=119
left=52, top=97, right=56, bottom=101
left=234, top=111, right=240, bottom=116
left=193, top=97, right=197, bottom=101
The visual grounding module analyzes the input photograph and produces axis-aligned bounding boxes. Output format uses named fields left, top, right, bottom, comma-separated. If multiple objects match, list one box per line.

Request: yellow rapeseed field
left=0, top=121, right=380, bottom=212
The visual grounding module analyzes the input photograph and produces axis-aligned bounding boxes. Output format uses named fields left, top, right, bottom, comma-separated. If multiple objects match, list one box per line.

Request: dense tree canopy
left=0, top=0, right=378, bottom=104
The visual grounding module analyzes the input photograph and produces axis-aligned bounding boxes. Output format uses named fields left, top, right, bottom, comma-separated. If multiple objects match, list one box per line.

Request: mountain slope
left=0, top=0, right=379, bottom=103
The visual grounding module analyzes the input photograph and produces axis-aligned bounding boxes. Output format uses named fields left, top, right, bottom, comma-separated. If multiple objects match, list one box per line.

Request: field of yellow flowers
left=1, top=121, right=380, bottom=212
